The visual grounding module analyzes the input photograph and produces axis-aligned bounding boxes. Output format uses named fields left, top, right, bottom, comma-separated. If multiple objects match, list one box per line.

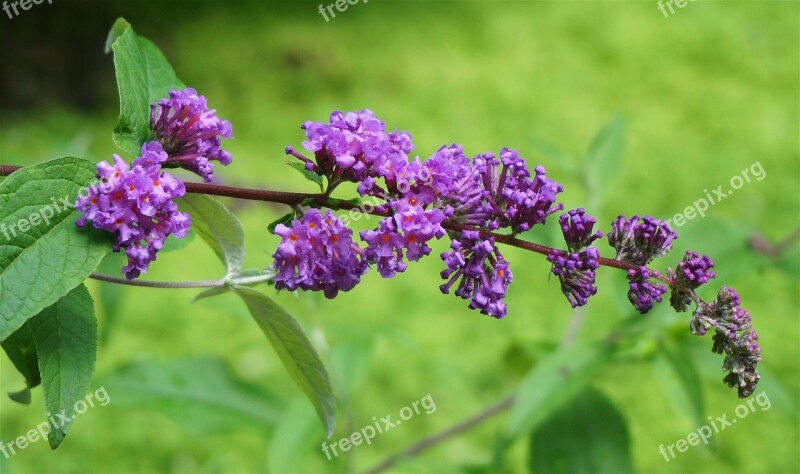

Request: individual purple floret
left=559, top=209, right=603, bottom=253
left=75, top=141, right=191, bottom=280
left=439, top=230, right=512, bottom=318
left=692, top=286, right=761, bottom=398
left=290, top=109, right=414, bottom=187
left=608, top=215, right=677, bottom=265
left=272, top=209, right=368, bottom=298
left=149, top=88, right=233, bottom=182
left=670, top=250, right=716, bottom=312
left=475, top=149, right=564, bottom=232
left=626, top=266, right=667, bottom=314
left=547, top=248, right=600, bottom=308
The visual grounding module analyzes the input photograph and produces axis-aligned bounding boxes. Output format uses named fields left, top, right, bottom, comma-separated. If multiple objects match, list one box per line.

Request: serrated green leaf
left=98, top=357, right=280, bottom=435
left=583, top=115, right=625, bottom=208
left=528, top=388, right=634, bottom=473
left=0, top=157, right=112, bottom=341
left=1, top=321, right=40, bottom=404
left=268, top=212, right=296, bottom=235
left=178, top=194, right=244, bottom=278
left=506, top=341, right=615, bottom=441
left=29, top=284, right=97, bottom=449
left=287, top=162, right=324, bottom=191
left=108, top=19, right=185, bottom=156
left=232, top=286, right=336, bottom=437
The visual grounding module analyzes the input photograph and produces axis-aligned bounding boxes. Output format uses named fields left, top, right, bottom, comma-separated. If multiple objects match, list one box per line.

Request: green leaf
left=652, top=339, right=706, bottom=432
left=104, top=17, right=130, bottom=53
left=267, top=212, right=296, bottom=235
left=1, top=321, right=40, bottom=404
left=287, top=162, right=324, bottom=191
left=98, top=357, right=280, bottom=435
left=528, top=388, right=634, bottom=473
left=177, top=194, right=245, bottom=278
left=232, top=286, right=336, bottom=436
left=28, top=284, right=97, bottom=449
left=582, top=115, right=625, bottom=208
left=108, top=18, right=185, bottom=156
left=0, top=157, right=112, bottom=341
left=506, top=340, right=615, bottom=441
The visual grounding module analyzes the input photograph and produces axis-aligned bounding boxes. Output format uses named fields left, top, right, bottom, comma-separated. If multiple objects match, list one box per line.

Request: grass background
left=0, top=1, right=798, bottom=472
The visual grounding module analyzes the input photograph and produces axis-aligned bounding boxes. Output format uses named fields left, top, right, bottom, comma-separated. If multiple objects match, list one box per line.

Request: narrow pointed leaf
left=232, top=286, right=336, bottom=436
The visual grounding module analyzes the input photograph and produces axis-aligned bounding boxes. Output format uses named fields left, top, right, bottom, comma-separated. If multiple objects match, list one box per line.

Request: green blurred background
left=1, top=0, right=798, bottom=472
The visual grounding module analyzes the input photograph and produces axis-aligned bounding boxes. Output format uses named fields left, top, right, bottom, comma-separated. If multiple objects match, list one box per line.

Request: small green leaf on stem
left=287, top=162, right=325, bottom=192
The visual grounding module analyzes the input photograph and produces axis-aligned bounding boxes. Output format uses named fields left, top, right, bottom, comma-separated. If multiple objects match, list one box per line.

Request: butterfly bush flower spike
left=75, top=141, right=191, bottom=279
left=268, top=109, right=761, bottom=398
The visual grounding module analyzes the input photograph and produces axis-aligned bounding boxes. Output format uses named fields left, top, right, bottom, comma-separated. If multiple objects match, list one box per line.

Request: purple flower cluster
left=75, top=142, right=191, bottom=279
left=474, top=149, right=563, bottom=233
left=150, top=87, right=233, bottom=182
left=548, top=209, right=603, bottom=308
left=670, top=251, right=716, bottom=312
left=691, top=287, right=761, bottom=397
left=75, top=88, right=236, bottom=278
left=290, top=109, right=414, bottom=187
left=427, top=148, right=563, bottom=233
left=548, top=248, right=600, bottom=308
left=282, top=111, right=564, bottom=318
left=440, top=230, right=512, bottom=318
left=273, top=209, right=368, bottom=298
left=361, top=199, right=446, bottom=278
left=278, top=110, right=762, bottom=398
left=608, top=215, right=677, bottom=266
left=560, top=208, right=603, bottom=253
left=626, top=266, right=667, bottom=314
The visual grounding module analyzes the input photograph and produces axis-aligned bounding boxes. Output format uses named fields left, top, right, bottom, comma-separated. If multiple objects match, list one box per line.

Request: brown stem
left=0, top=164, right=685, bottom=290
left=363, top=395, right=516, bottom=474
